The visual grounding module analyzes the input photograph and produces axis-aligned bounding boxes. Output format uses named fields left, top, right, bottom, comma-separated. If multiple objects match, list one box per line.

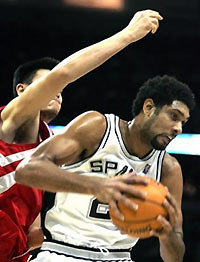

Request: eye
left=170, top=112, right=178, bottom=121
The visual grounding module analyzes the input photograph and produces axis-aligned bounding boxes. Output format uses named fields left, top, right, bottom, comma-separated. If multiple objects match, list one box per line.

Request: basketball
left=109, top=177, right=168, bottom=238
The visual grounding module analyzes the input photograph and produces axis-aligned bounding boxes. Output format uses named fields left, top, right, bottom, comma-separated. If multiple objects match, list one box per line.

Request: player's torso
left=42, top=114, right=166, bottom=249
left=0, top=118, right=53, bottom=232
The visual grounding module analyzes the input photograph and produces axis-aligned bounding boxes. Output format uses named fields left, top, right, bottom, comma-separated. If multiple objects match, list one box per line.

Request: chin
left=156, top=145, right=167, bottom=150
left=155, top=145, right=167, bottom=151
left=40, top=108, right=60, bottom=123
left=151, top=140, right=167, bottom=151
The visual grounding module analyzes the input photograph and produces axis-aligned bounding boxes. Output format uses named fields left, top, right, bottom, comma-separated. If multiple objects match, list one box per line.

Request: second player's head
left=13, top=57, right=63, bottom=123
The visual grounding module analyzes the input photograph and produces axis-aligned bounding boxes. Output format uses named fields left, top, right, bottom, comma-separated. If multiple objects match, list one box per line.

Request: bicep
left=32, top=132, right=82, bottom=166
left=161, top=155, right=184, bottom=231
left=161, top=154, right=183, bottom=206
left=31, top=111, right=105, bottom=165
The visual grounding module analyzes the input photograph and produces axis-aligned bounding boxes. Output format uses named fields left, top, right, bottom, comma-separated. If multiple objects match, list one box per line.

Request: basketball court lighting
left=63, top=0, right=124, bottom=11
left=50, top=126, right=200, bottom=156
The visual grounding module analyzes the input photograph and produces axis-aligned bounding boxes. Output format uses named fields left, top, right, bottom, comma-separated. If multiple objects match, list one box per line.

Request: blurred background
left=0, top=0, right=200, bottom=261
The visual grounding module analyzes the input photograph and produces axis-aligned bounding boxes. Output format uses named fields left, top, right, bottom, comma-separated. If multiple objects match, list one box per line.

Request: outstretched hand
left=126, top=9, right=163, bottom=43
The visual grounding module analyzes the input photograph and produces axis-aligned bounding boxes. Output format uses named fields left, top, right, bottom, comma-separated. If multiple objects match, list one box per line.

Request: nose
left=55, top=93, right=62, bottom=103
left=173, top=122, right=182, bottom=136
left=56, top=93, right=61, bottom=99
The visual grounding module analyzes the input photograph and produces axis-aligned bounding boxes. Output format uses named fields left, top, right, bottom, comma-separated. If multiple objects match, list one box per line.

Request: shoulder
left=162, top=153, right=181, bottom=174
left=0, top=105, right=6, bottom=125
left=66, top=110, right=106, bottom=133
left=63, top=110, right=107, bottom=147
left=74, top=110, right=106, bottom=124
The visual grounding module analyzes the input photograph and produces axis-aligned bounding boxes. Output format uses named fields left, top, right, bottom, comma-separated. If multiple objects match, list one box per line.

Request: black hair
left=12, top=57, right=60, bottom=97
left=131, top=75, right=195, bottom=116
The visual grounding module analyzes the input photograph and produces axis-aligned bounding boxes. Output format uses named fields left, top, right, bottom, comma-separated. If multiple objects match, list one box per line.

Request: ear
left=143, top=98, right=155, bottom=117
left=16, top=83, right=27, bottom=96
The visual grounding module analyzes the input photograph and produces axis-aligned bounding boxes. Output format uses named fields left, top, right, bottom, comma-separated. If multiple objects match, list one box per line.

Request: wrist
left=88, top=176, right=104, bottom=195
left=159, top=230, right=176, bottom=242
left=78, top=174, right=104, bottom=195
left=115, top=28, right=136, bottom=46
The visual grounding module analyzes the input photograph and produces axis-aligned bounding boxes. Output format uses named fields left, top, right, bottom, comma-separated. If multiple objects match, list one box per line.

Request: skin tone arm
left=1, top=10, right=162, bottom=141
left=152, top=153, right=185, bottom=262
left=27, top=214, right=44, bottom=250
left=15, top=111, right=149, bottom=220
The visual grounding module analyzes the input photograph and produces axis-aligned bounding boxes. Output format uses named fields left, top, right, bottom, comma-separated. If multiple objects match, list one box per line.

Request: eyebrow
left=172, top=109, right=190, bottom=120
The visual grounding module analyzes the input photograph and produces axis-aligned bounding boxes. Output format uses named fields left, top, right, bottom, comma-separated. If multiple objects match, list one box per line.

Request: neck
left=40, top=111, right=56, bottom=124
left=122, top=117, right=153, bottom=158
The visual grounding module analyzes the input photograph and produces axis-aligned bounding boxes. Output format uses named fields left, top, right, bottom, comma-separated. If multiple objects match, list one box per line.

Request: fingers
left=166, top=192, right=179, bottom=213
left=119, top=192, right=140, bottom=210
left=147, top=10, right=163, bottom=21
left=109, top=187, right=141, bottom=221
left=119, top=229, right=127, bottom=235
left=110, top=200, right=124, bottom=221
left=150, top=193, right=182, bottom=238
left=122, top=173, right=149, bottom=186
left=127, top=9, right=163, bottom=42
left=124, top=185, right=147, bottom=199
left=141, top=10, right=163, bottom=34
left=114, top=179, right=148, bottom=200
left=114, top=174, right=149, bottom=199
left=163, top=199, right=176, bottom=227
left=150, top=18, right=159, bottom=34
left=150, top=215, right=172, bottom=237
left=163, top=192, right=180, bottom=227
left=157, top=215, right=171, bottom=232
left=107, top=175, right=149, bottom=220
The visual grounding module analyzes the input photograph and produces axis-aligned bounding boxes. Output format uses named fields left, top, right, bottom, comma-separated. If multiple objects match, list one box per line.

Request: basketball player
left=0, top=9, right=162, bottom=261
left=0, top=57, right=62, bottom=262
left=16, top=28, right=194, bottom=262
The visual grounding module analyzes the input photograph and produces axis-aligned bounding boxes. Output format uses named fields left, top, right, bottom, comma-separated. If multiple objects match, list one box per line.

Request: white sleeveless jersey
left=42, top=114, right=166, bottom=250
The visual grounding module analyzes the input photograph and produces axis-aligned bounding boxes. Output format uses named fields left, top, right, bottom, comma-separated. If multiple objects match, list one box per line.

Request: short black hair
left=13, top=57, right=60, bottom=97
left=132, top=75, right=195, bottom=116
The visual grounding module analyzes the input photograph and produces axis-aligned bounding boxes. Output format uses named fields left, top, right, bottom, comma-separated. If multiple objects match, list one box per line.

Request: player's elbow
left=15, top=158, right=35, bottom=185
left=50, top=66, right=72, bottom=87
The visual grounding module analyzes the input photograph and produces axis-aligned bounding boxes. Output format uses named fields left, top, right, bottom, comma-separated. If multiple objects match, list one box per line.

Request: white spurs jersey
left=42, top=114, right=166, bottom=250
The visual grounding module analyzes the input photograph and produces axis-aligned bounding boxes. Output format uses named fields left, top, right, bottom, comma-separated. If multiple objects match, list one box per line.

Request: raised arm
left=1, top=10, right=162, bottom=136
left=156, top=153, right=185, bottom=262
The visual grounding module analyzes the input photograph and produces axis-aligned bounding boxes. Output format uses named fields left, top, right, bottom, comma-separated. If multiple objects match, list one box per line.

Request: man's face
left=32, top=69, right=63, bottom=122
left=142, top=101, right=190, bottom=150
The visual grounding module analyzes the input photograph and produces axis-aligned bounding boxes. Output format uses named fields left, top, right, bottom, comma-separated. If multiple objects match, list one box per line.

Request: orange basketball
left=109, top=177, right=168, bottom=238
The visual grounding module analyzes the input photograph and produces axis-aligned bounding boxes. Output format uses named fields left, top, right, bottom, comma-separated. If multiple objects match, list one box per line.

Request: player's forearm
left=159, top=231, right=185, bottom=262
left=6, top=29, right=136, bottom=125
left=15, top=157, right=100, bottom=194
left=54, top=28, right=135, bottom=85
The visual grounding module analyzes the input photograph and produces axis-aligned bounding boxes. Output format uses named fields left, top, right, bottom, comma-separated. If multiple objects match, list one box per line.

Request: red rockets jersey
left=0, top=106, right=53, bottom=262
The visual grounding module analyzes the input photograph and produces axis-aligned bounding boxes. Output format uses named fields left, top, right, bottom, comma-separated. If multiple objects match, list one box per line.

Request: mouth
left=161, top=136, right=171, bottom=145
left=51, top=99, right=61, bottom=105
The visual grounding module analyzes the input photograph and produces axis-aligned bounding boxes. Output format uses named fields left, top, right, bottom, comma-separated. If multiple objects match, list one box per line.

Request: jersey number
left=88, top=198, right=110, bottom=220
